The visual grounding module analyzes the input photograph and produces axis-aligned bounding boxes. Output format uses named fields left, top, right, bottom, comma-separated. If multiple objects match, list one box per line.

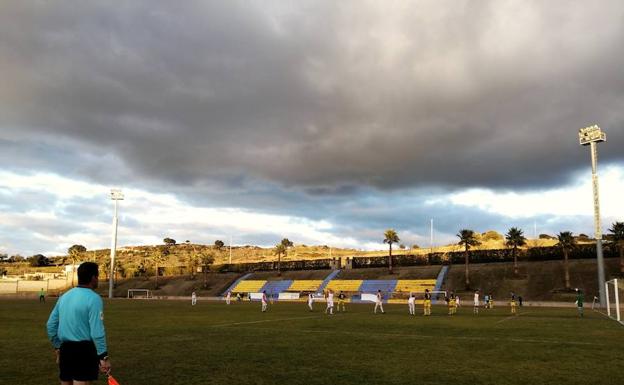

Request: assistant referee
left=47, top=262, right=111, bottom=384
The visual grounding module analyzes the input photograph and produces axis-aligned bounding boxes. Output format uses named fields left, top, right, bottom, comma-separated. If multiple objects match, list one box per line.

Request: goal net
left=605, top=279, right=623, bottom=325
left=127, top=289, right=152, bottom=299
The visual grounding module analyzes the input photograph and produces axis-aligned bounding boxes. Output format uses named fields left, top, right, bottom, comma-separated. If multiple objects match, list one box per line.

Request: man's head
left=77, top=262, right=99, bottom=288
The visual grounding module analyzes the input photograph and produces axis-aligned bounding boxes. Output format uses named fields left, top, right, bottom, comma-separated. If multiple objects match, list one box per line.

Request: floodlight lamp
left=579, top=125, right=606, bottom=146
left=110, top=189, right=124, bottom=200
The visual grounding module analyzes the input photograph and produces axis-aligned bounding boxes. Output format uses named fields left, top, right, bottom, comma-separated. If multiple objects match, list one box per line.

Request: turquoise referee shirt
left=46, top=287, right=108, bottom=356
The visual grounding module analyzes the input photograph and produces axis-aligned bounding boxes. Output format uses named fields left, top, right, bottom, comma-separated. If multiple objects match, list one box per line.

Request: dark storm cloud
left=1, top=1, right=624, bottom=195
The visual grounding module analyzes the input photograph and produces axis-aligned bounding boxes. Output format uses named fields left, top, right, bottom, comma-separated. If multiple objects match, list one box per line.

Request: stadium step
left=222, top=272, right=253, bottom=295
left=433, top=265, right=449, bottom=304
left=318, top=269, right=342, bottom=293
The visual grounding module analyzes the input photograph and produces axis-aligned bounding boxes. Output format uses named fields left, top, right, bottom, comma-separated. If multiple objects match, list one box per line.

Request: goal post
left=127, top=289, right=152, bottom=299
left=605, top=279, right=622, bottom=324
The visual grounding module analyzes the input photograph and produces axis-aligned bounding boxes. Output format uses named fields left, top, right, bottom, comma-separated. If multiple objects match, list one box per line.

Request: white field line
left=229, top=326, right=601, bottom=347
left=209, top=314, right=330, bottom=327
left=592, top=308, right=624, bottom=326
left=494, top=311, right=533, bottom=325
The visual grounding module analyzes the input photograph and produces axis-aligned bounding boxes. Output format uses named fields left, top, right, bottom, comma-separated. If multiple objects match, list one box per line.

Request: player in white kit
left=261, top=291, right=268, bottom=312
left=473, top=290, right=479, bottom=314
left=374, top=290, right=385, bottom=314
left=226, top=291, right=231, bottom=305
left=325, top=290, right=334, bottom=315
left=408, top=292, right=416, bottom=315
left=308, top=293, right=314, bottom=312
left=191, top=291, right=197, bottom=306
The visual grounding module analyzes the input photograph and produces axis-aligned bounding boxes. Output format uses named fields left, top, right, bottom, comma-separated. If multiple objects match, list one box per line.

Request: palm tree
left=457, top=229, right=481, bottom=289
left=274, top=244, right=287, bottom=276
left=383, top=229, right=400, bottom=274
left=505, top=227, right=527, bottom=275
left=67, top=244, right=86, bottom=287
left=557, top=231, right=576, bottom=290
left=608, top=222, right=624, bottom=275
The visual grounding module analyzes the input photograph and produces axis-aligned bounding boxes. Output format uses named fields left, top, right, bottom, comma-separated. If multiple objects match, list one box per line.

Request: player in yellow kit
left=423, top=289, right=432, bottom=316
left=448, top=293, right=457, bottom=315
left=510, top=292, right=517, bottom=315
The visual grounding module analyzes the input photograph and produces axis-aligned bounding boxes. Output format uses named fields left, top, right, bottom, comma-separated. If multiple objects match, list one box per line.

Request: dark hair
left=78, top=262, right=99, bottom=285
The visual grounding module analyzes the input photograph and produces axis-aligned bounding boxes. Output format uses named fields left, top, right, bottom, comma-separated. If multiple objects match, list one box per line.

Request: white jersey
left=308, top=294, right=314, bottom=303
left=408, top=296, right=415, bottom=304
left=262, top=294, right=267, bottom=304
left=327, top=292, right=334, bottom=305
left=376, top=293, right=383, bottom=303
left=474, top=293, right=479, bottom=306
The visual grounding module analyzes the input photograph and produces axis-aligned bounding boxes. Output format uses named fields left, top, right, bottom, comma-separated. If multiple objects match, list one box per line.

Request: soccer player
left=575, top=288, right=584, bottom=317
left=488, top=294, right=494, bottom=309
left=325, top=290, right=334, bottom=315
left=483, top=294, right=489, bottom=309
left=448, top=293, right=456, bottom=315
left=423, top=289, right=432, bottom=316
left=226, top=290, right=231, bottom=305
left=39, top=287, right=46, bottom=303
left=308, top=292, right=314, bottom=312
left=374, top=290, right=385, bottom=314
left=261, top=291, right=268, bottom=312
left=46, top=262, right=111, bottom=385
left=510, top=292, right=517, bottom=315
left=473, top=290, right=480, bottom=314
left=408, top=292, right=416, bottom=315
left=456, top=295, right=461, bottom=308
left=191, top=291, right=197, bottom=306
left=337, top=291, right=347, bottom=312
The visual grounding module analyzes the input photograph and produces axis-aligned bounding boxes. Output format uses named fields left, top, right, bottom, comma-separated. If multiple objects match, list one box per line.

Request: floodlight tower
left=109, top=189, right=124, bottom=299
left=579, top=125, right=607, bottom=306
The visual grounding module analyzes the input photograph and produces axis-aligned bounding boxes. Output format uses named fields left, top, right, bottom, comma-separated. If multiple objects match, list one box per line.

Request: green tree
left=163, top=237, right=177, bottom=246
left=505, top=227, right=527, bottom=275
left=608, top=222, right=624, bottom=275
left=29, top=254, right=49, bottom=267
left=67, top=245, right=87, bottom=287
left=274, top=244, right=287, bottom=276
left=383, top=229, right=400, bottom=274
left=214, top=240, right=225, bottom=250
left=457, top=229, right=481, bottom=289
left=557, top=231, right=576, bottom=290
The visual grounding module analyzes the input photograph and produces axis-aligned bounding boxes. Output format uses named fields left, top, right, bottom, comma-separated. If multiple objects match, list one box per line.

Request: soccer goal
left=127, top=289, right=152, bottom=299
left=605, top=279, right=623, bottom=325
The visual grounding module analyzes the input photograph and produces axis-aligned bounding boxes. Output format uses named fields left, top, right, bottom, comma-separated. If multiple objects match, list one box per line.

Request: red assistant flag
left=108, top=374, right=121, bottom=385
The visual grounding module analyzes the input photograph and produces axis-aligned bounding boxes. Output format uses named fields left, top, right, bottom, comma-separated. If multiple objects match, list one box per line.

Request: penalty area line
left=229, top=326, right=601, bottom=347
left=494, top=311, right=532, bottom=325
left=209, top=314, right=335, bottom=328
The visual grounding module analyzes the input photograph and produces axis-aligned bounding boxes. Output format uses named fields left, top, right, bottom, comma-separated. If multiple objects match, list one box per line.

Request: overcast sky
left=1, top=1, right=623, bottom=256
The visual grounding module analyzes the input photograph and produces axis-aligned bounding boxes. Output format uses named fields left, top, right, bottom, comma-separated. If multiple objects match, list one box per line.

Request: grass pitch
left=1, top=299, right=623, bottom=385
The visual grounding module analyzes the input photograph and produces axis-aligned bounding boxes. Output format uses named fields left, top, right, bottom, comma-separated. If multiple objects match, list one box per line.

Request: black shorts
left=59, top=341, right=99, bottom=382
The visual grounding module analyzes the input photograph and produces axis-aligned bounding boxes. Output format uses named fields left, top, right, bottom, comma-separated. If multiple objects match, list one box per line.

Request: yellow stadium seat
left=325, top=280, right=363, bottom=292
left=231, top=280, right=267, bottom=293
left=288, top=280, right=323, bottom=292
left=395, top=280, right=437, bottom=293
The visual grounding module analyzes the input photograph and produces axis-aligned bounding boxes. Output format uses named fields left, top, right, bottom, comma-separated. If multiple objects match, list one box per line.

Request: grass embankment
left=1, top=299, right=623, bottom=385
left=445, top=257, right=622, bottom=301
